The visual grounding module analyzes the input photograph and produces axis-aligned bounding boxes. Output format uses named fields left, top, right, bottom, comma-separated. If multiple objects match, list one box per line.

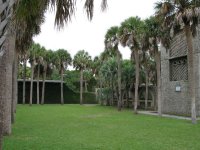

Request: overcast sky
left=33, top=0, right=158, bottom=61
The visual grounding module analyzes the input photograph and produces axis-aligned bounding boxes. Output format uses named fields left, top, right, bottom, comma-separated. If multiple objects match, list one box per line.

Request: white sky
left=34, top=0, right=158, bottom=62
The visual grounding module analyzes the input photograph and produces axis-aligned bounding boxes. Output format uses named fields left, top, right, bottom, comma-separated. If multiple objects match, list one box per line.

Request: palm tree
left=140, top=26, right=158, bottom=110
left=0, top=1, right=17, bottom=141
left=104, top=26, right=122, bottom=111
left=41, top=50, right=54, bottom=105
left=55, top=49, right=72, bottom=105
left=41, top=50, right=47, bottom=105
left=2, top=32, right=15, bottom=136
left=142, top=16, right=166, bottom=115
left=35, top=46, right=46, bottom=104
left=118, top=17, right=144, bottom=114
left=22, top=53, right=28, bottom=104
left=29, top=44, right=40, bottom=106
left=11, top=45, right=19, bottom=124
left=73, top=50, right=92, bottom=105
left=155, top=0, right=200, bottom=123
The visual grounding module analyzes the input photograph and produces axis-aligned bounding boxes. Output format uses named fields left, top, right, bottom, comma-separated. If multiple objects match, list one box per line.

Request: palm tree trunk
left=80, top=68, right=83, bottom=105
left=22, top=58, right=27, bottom=104
left=185, top=25, right=197, bottom=124
left=117, top=51, right=122, bottom=111
left=11, top=49, right=18, bottom=124
left=134, top=50, right=139, bottom=114
left=85, top=80, right=88, bottom=92
left=61, top=69, right=64, bottom=105
left=155, top=50, right=161, bottom=116
left=3, top=34, right=15, bottom=135
left=41, top=65, right=47, bottom=105
left=0, top=1, right=16, bottom=148
left=13, top=54, right=18, bottom=114
left=145, top=70, right=149, bottom=110
left=0, top=51, right=6, bottom=150
left=30, top=60, right=35, bottom=106
left=37, top=64, right=40, bottom=104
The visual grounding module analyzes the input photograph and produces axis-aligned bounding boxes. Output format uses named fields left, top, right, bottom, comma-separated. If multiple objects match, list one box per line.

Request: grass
left=3, top=104, right=200, bottom=150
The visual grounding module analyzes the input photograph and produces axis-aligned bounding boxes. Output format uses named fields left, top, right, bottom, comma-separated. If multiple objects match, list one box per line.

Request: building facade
left=161, top=30, right=200, bottom=116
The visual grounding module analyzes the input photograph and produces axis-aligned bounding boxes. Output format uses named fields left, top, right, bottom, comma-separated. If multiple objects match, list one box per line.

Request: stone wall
left=161, top=29, right=200, bottom=116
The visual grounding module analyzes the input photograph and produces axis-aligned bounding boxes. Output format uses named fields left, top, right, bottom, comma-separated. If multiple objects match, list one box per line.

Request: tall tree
left=2, top=30, right=15, bottom=136
left=118, top=17, right=144, bottom=114
left=29, top=44, right=40, bottom=106
left=0, top=0, right=18, bottom=137
left=55, top=49, right=72, bottom=105
left=73, top=50, right=92, bottom=105
left=142, top=16, right=166, bottom=115
left=41, top=50, right=54, bottom=105
left=105, top=26, right=122, bottom=111
left=35, top=46, right=46, bottom=104
left=22, top=54, right=28, bottom=104
left=140, top=26, right=158, bottom=110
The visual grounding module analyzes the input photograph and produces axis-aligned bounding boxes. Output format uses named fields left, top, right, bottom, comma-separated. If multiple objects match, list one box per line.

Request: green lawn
left=3, top=105, right=200, bottom=150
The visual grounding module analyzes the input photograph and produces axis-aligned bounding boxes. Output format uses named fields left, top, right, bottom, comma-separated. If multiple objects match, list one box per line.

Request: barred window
left=169, top=32, right=188, bottom=58
left=170, top=56, right=188, bottom=81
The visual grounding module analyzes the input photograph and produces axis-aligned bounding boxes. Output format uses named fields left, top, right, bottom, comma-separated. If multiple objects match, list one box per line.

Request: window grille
left=170, top=56, right=188, bottom=81
left=169, top=32, right=188, bottom=58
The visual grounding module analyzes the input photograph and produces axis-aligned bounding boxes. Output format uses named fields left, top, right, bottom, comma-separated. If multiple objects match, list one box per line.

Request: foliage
left=50, top=69, right=60, bottom=80
left=48, top=0, right=107, bottom=28
left=121, top=59, right=135, bottom=89
left=104, top=26, right=119, bottom=50
left=64, top=70, right=80, bottom=91
left=101, top=87, right=112, bottom=101
left=118, top=16, right=144, bottom=49
left=83, top=70, right=93, bottom=82
left=99, top=57, right=118, bottom=85
left=54, top=49, right=72, bottom=72
left=73, top=50, right=92, bottom=70
left=15, top=0, right=47, bottom=54
left=18, top=65, right=31, bottom=79
left=29, top=43, right=41, bottom=65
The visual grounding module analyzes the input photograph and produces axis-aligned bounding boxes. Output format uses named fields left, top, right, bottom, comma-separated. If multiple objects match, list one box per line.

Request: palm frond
left=84, top=0, right=94, bottom=21
left=101, top=0, right=107, bottom=11
left=119, top=33, right=129, bottom=47
left=54, top=0, right=76, bottom=29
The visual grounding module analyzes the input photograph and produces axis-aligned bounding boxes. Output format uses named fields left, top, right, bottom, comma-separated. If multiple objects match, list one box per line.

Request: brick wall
left=161, top=29, right=200, bottom=116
